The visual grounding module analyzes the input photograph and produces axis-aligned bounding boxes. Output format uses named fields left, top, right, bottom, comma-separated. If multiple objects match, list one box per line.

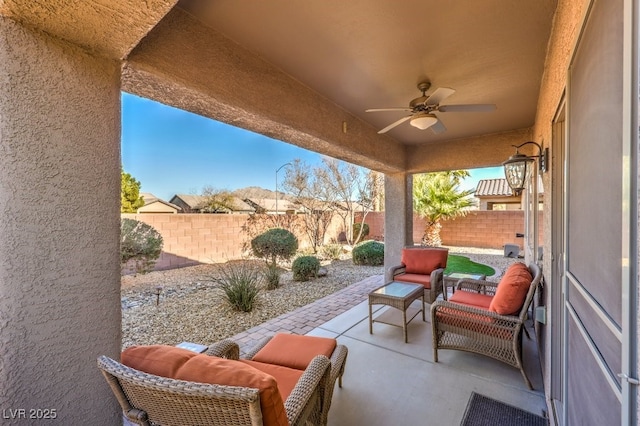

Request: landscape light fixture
left=409, top=113, right=438, bottom=130
left=502, top=141, right=548, bottom=195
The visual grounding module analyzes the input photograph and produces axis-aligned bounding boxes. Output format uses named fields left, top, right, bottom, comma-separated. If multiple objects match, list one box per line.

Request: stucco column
left=0, top=18, right=121, bottom=424
left=384, top=173, right=414, bottom=279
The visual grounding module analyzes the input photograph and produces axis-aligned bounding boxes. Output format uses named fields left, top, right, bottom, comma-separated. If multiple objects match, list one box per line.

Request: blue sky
left=121, top=93, right=504, bottom=201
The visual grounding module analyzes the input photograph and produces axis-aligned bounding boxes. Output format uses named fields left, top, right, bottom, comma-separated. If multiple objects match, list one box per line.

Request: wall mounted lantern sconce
left=502, top=141, right=548, bottom=196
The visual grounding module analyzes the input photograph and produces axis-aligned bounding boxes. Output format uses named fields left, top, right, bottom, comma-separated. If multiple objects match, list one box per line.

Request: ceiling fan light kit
left=409, top=113, right=438, bottom=130
left=366, top=81, right=496, bottom=134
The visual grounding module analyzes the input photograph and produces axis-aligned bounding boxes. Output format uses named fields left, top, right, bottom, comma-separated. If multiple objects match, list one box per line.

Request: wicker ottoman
left=245, top=333, right=348, bottom=426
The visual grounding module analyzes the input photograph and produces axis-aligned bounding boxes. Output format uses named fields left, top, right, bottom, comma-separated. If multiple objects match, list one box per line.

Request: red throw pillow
left=121, top=345, right=288, bottom=426
left=489, top=263, right=533, bottom=315
left=402, top=248, right=448, bottom=274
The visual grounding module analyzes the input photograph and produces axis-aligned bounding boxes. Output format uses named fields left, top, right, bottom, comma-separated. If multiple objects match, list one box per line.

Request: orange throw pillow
left=121, top=345, right=197, bottom=378
left=241, top=359, right=304, bottom=402
left=252, top=333, right=337, bottom=371
left=176, top=355, right=288, bottom=426
left=489, top=263, right=533, bottom=315
left=121, top=345, right=288, bottom=426
left=402, top=248, right=448, bottom=274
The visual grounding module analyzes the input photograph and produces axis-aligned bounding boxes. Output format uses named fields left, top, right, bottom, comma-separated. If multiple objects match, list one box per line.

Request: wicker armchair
left=97, top=351, right=331, bottom=426
left=208, top=336, right=347, bottom=426
left=386, top=246, right=449, bottom=303
left=431, top=262, right=542, bottom=389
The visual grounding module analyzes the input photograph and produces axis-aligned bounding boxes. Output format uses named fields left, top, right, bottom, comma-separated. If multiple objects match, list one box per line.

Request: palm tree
left=413, top=171, right=475, bottom=247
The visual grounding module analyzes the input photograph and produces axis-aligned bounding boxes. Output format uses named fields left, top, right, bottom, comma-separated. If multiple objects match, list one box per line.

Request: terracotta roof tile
left=475, top=179, right=513, bottom=197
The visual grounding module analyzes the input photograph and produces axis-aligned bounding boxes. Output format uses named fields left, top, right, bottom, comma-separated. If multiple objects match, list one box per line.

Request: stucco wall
left=0, top=18, right=121, bottom=424
left=530, top=0, right=591, bottom=412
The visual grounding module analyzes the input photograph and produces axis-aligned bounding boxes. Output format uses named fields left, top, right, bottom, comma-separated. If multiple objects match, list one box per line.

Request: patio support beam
left=122, top=7, right=406, bottom=174
left=384, top=173, right=414, bottom=276
left=406, top=127, right=533, bottom=173
left=0, top=18, right=121, bottom=424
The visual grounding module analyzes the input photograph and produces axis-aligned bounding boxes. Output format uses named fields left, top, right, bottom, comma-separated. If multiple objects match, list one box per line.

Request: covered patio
left=1, top=1, right=638, bottom=424
left=319, top=297, right=545, bottom=424
left=221, top=272, right=547, bottom=425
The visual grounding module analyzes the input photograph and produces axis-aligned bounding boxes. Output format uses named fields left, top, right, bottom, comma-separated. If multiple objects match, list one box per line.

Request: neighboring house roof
left=475, top=179, right=514, bottom=197
left=475, top=177, right=545, bottom=197
left=170, top=194, right=208, bottom=210
left=138, top=193, right=182, bottom=213
left=244, top=198, right=298, bottom=213
left=225, top=197, right=255, bottom=212
left=169, top=194, right=255, bottom=213
left=139, top=192, right=159, bottom=203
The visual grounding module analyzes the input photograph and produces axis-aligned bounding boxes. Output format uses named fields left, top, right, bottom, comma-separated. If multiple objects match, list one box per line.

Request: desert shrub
left=264, top=264, right=281, bottom=290
left=292, top=256, right=321, bottom=281
left=320, top=243, right=343, bottom=260
left=352, top=222, right=370, bottom=244
left=213, top=264, right=262, bottom=312
left=251, top=228, right=298, bottom=267
left=352, top=240, right=384, bottom=266
left=120, top=218, right=163, bottom=274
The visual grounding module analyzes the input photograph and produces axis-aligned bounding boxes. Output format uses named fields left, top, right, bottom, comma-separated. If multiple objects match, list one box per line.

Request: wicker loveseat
left=208, top=334, right=347, bottom=426
left=98, top=344, right=331, bottom=426
left=386, top=246, right=449, bottom=303
left=431, top=262, right=541, bottom=389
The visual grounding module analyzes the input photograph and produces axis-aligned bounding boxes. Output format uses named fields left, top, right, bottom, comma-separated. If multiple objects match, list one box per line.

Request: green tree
left=121, top=169, right=144, bottom=213
left=120, top=218, right=163, bottom=274
left=413, top=171, right=475, bottom=247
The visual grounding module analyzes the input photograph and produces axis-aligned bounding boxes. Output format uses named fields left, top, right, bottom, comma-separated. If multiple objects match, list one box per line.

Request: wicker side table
left=368, top=281, right=425, bottom=343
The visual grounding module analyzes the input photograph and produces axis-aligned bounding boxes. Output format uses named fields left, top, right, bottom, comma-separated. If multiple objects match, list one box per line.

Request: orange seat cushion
left=449, top=290, right=493, bottom=309
left=252, top=333, right=337, bottom=371
left=489, top=263, right=533, bottom=315
left=401, top=248, right=448, bottom=275
left=435, top=308, right=512, bottom=340
left=122, top=345, right=288, bottom=426
left=394, top=273, right=432, bottom=288
left=241, top=359, right=304, bottom=401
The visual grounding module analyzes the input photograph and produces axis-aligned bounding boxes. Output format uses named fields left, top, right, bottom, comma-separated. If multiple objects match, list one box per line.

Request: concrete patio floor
left=227, top=272, right=547, bottom=425
left=307, top=298, right=547, bottom=425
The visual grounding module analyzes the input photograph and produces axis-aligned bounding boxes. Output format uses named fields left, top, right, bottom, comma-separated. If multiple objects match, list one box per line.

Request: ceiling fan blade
left=426, top=87, right=456, bottom=105
left=366, top=107, right=413, bottom=113
left=430, top=119, right=447, bottom=134
left=437, top=104, right=497, bottom=112
left=378, top=115, right=412, bottom=134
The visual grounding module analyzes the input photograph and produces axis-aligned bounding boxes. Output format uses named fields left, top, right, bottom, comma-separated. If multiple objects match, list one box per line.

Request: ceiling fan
left=365, top=82, right=496, bottom=134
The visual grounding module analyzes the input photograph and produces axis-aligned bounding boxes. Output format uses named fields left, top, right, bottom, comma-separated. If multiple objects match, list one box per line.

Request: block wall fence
left=356, top=210, right=544, bottom=250
left=121, top=213, right=344, bottom=272
left=122, top=210, right=543, bottom=272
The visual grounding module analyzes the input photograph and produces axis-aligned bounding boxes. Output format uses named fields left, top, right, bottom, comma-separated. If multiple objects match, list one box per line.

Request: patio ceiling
left=178, top=0, right=557, bottom=146
left=1, top=0, right=558, bottom=173
left=124, top=0, right=557, bottom=173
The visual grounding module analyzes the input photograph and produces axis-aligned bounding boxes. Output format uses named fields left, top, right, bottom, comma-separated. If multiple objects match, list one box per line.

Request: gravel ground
left=121, top=246, right=521, bottom=349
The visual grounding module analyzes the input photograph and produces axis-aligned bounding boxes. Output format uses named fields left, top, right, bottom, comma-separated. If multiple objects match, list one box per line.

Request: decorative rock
left=119, top=248, right=520, bottom=349
left=317, top=267, right=328, bottom=277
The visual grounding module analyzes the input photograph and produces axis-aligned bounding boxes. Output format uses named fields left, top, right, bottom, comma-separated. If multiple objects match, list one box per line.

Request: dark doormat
left=461, top=392, right=548, bottom=426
